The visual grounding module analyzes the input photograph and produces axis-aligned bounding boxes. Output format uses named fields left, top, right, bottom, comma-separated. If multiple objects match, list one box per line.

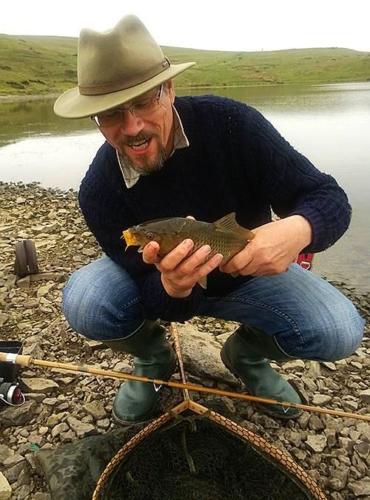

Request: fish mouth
left=122, top=229, right=139, bottom=247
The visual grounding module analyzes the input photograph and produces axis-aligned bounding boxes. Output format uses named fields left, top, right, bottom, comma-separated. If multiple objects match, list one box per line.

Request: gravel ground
left=0, top=182, right=369, bottom=500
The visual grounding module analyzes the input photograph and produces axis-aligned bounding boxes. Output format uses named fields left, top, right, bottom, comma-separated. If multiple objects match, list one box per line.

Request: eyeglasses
left=91, top=84, right=164, bottom=127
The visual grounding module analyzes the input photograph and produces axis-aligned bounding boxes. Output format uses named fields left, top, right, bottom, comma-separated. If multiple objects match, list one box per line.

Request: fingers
left=195, top=252, right=224, bottom=279
left=220, top=245, right=252, bottom=274
left=159, top=242, right=220, bottom=275
left=157, top=239, right=194, bottom=271
left=142, top=241, right=161, bottom=264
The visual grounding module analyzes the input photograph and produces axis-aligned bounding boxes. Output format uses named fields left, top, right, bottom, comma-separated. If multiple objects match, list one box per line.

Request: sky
left=1, top=0, right=369, bottom=53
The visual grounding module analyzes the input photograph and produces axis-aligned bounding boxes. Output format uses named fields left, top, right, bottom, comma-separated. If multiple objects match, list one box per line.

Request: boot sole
left=220, top=347, right=304, bottom=420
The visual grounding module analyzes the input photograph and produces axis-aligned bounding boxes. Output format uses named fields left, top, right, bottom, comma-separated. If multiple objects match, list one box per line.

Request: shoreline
left=1, top=79, right=368, bottom=104
left=0, top=181, right=369, bottom=499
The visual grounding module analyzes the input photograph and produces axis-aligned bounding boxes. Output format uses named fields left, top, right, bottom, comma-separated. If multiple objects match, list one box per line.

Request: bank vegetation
left=1, top=34, right=370, bottom=96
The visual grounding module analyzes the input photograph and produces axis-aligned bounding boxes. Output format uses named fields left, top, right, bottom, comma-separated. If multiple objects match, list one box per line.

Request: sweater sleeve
left=78, top=146, right=204, bottom=322
left=240, top=106, right=351, bottom=252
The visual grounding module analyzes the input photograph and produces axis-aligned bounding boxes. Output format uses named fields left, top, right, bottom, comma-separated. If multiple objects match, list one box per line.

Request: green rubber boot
left=221, top=326, right=303, bottom=419
left=103, top=321, right=176, bottom=425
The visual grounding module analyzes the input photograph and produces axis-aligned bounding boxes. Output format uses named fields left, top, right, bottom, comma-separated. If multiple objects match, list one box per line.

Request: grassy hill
left=1, top=34, right=370, bottom=96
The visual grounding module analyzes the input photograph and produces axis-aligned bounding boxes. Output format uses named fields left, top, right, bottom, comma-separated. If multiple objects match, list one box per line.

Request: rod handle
left=0, top=352, right=32, bottom=366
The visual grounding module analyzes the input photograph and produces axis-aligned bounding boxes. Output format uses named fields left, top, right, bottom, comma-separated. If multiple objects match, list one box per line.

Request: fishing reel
left=0, top=378, right=25, bottom=406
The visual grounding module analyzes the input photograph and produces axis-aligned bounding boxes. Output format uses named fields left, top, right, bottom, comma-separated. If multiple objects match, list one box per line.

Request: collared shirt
left=116, top=105, right=189, bottom=189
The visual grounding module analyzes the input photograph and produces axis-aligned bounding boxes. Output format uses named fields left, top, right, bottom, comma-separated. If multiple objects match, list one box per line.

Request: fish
left=122, top=212, right=255, bottom=287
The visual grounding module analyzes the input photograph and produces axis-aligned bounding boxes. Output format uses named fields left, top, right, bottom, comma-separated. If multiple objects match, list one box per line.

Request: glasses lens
left=93, top=85, right=163, bottom=127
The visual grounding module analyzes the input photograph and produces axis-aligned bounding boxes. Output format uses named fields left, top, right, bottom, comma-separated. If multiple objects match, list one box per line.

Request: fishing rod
left=1, top=351, right=369, bottom=422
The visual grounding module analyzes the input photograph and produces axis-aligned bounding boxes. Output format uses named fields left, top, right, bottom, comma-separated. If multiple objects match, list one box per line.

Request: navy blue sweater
left=79, top=95, right=351, bottom=321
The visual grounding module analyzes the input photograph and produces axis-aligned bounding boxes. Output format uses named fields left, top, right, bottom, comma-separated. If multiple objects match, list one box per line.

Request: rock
left=21, top=378, right=59, bottom=393
left=84, top=401, right=107, bottom=420
left=312, top=394, right=333, bottom=405
left=36, top=283, right=55, bottom=298
left=359, top=389, right=370, bottom=403
left=176, top=323, right=238, bottom=385
left=306, top=361, right=321, bottom=377
left=66, top=416, right=97, bottom=438
left=0, top=472, right=12, bottom=499
left=281, top=359, right=306, bottom=371
left=0, top=313, right=9, bottom=327
left=0, top=445, right=14, bottom=465
left=33, top=493, right=51, bottom=500
left=354, top=441, right=370, bottom=460
left=51, top=422, right=69, bottom=438
left=308, top=414, right=325, bottom=431
left=348, top=478, right=370, bottom=497
left=113, top=360, right=131, bottom=372
left=2, top=460, right=27, bottom=484
left=305, top=434, right=327, bottom=453
left=12, top=483, right=33, bottom=499
left=321, top=362, right=337, bottom=371
left=0, top=401, right=37, bottom=427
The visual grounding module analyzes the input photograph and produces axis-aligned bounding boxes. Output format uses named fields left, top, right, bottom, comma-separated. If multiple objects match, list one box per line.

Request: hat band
left=79, top=58, right=170, bottom=96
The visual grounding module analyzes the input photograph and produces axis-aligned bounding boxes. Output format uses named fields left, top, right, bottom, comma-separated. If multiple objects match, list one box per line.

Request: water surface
left=1, top=83, right=369, bottom=291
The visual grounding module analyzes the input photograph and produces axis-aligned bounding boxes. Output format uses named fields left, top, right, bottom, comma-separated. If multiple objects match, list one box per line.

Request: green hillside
left=1, top=34, right=370, bottom=96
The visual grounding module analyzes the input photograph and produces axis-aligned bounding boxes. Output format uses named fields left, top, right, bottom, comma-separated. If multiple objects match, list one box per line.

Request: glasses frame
left=91, top=84, right=164, bottom=128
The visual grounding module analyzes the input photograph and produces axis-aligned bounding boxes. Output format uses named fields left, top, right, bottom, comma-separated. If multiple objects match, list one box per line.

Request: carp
left=122, top=212, right=255, bottom=275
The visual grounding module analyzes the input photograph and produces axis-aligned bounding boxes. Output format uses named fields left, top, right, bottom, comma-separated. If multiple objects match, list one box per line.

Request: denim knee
left=62, top=258, right=145, bottom=341
left=280, top=297, right=365, bottom=362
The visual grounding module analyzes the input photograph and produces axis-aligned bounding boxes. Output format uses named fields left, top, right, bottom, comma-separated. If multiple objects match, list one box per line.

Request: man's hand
left=142, top=239, right=223, bottom=298
left=220, top=215, right=312, bottom=277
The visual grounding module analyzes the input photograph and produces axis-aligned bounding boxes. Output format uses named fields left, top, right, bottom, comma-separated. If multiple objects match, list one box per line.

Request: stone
left=281, top=359, right=306, bottom=371
left=51, top=423, right=69, bottom=438
left=354, top=441, right=370, bottom=460
left=21, top=378, right=59, bottom=393
left=84, top=401, right=107, bottom=420
left=359, top=389, right=370, bottom=403
left=305, top=434, right=327, bottom=453
left=321, top=362, right=337, bottom=371
left=308, top=414, right=325, bottom=431
left=33, top=493, right=51, bottom=500
left=176, top=323, right=239, bottom=385
left=312, top=394, right=333, bottom=405
left=0, top=445, right=14, bottom=465
left=66, top=416, right=97, bottom=438
left=348, top=478, right=370, bottom=497
left=0, top=401, right=37, bottom=427
left=0, top=472, right=11, bottom=500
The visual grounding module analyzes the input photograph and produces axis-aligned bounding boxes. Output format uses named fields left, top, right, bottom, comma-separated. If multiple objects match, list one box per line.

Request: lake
left=1, top=83, right=369, bottom=292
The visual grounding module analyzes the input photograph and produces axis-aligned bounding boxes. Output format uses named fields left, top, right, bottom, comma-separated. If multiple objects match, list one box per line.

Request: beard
left=119, top=132, right=168, bottom=176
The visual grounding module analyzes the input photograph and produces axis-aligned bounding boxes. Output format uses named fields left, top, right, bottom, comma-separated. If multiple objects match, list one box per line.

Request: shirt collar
left=116, top=104, right=189, bottom=189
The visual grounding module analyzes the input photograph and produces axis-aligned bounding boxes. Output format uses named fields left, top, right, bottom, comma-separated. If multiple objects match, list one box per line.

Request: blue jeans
left=62, top=256, right=364, bottom=362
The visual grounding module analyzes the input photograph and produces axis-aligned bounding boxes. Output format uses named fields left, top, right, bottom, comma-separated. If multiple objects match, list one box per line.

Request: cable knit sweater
left=79, top=95, right=351, bottom=321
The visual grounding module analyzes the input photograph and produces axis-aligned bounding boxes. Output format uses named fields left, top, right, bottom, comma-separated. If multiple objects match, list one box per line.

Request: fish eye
left=146, top=232, right=155, bottom=240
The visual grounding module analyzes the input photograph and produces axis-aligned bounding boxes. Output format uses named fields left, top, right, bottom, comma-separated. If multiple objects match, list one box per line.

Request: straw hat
left=54, top=15, right=195, bottom=118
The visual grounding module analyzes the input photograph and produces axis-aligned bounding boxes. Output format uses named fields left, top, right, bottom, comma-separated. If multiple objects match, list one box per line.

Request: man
left=55, top=15, right=364, bottom=425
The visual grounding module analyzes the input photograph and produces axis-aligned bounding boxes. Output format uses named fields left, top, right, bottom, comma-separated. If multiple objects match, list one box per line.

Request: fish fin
left=198, top=276, right=207, bottom=289
left=230, top=272, right=240, bottom=278
left=213, top=212, right=255, bottom=240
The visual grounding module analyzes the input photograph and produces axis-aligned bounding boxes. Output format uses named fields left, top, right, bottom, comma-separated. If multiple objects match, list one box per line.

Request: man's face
left=97, top=81, right=175, bottom=175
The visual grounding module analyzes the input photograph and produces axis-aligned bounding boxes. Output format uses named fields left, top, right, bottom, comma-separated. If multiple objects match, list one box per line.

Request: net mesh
left=99, top=415, right=313, bottom=500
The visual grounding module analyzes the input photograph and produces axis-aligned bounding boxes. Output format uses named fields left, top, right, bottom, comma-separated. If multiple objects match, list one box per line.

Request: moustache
left=122, top=132, right=155, bottom=146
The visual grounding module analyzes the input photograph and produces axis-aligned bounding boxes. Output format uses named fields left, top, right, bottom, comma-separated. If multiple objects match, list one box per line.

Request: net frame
left=92, top=324, right=327, bottom=500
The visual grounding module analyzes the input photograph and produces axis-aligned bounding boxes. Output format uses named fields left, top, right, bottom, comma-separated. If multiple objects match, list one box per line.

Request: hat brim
left=54, top=62, right=195, bottom=119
